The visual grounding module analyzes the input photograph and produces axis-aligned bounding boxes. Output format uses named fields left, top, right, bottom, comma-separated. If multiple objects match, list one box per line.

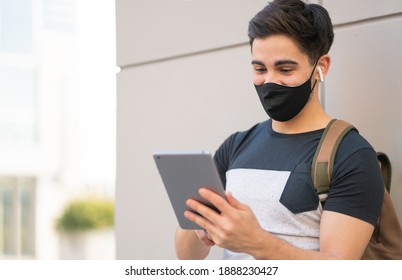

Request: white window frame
left=0, top=176, right=36, bottom=259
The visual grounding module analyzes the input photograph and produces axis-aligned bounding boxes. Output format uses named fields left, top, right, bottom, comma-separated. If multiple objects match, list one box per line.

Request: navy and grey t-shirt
left=213, top=119, right=384, bottom=259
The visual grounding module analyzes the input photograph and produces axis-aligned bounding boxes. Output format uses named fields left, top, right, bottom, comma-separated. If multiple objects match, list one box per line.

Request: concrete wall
left=116, top=0, right=402, bottom=259
left=323, top=0, right=402, bottom=223
left=116, top=0, right=268, bottom=260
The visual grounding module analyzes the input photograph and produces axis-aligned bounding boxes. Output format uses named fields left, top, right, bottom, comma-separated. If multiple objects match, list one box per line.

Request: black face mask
left=254, top=65, right=318, bottom=122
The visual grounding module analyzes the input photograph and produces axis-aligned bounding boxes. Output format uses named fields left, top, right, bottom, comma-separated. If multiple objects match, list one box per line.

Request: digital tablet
left=153, top=150, right=226, bottom=229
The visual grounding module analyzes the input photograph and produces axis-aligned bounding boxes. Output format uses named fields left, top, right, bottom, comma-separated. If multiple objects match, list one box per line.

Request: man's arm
left=185, top=188, right=374, bottom=259
left=249, top=210, right=374, bottom=259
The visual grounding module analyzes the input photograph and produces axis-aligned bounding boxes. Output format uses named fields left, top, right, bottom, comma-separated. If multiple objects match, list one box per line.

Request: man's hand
left=184, top=188, right=265, bottom=254
left=195, top=229, right=215, bottom=246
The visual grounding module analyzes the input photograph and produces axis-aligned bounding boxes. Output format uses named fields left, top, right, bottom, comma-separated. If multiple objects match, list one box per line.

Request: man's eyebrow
left=274, top=59, right=298, bottom=66
left=251, top=60, right=265, bottom=66
left=251, top=59, right=299, bottom=66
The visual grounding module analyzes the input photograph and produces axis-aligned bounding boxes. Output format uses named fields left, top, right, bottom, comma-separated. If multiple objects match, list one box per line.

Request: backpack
left=311, top=119, right=402, bottom=259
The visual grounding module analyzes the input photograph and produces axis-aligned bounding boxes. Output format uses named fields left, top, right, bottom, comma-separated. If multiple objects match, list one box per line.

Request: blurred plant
left=56, top=197, right=114, bottom=232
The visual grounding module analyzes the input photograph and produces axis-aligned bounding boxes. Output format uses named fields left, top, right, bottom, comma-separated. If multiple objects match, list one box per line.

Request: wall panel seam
left=118, top=42, right=249, bottom=70
left=334, top=11, right=402, bottom=29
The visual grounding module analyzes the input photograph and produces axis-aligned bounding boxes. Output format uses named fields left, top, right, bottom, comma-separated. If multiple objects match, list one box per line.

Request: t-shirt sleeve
left=213, top=135, right=234, bottom=188
left=323, top=147, right=384, bottom=226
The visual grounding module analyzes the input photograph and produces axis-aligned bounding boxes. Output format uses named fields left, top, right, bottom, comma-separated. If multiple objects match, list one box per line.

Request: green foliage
left=56, top=197, right=114, bottom=232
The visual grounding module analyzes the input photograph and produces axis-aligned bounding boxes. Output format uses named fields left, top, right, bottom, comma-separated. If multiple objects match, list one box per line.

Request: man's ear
left=316, top=54, right=331, bottom=81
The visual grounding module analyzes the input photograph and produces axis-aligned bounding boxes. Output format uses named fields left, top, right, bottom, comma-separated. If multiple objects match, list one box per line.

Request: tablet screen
left=153, top=150, right=225, bottom=229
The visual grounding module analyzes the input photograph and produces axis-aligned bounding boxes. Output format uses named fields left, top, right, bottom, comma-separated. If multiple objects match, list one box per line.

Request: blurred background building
left=0, top=0, right=116, bottom=259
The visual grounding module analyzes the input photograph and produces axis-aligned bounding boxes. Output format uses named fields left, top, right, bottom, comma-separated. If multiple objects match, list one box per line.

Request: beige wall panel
left=116, top=45, right=266, bottom=259
left=325, top=16, right=402, bottom=222
left=116, top=0, right=267, bottom=66
left=324, top=0, right=402, bottom=25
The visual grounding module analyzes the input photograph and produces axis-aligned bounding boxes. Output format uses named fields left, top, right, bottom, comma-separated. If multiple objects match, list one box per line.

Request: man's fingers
left=195, top=229, right=215, bottom=246
left=226, top=191, right=247, bottom=210
left=198, top=188, right=230, bottom=213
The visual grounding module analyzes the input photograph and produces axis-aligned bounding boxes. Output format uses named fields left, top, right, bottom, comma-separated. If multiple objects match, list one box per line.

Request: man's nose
left=261, top=72, right=281, bottom=85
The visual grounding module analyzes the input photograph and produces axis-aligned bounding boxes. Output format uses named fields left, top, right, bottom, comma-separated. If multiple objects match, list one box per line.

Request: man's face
left=251, top=35, right=313, bottom=87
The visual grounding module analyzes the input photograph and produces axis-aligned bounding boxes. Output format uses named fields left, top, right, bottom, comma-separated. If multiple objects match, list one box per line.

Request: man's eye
left=280, top=68, right=293, bottom=73
left=255, top=68, right=266, bottom=73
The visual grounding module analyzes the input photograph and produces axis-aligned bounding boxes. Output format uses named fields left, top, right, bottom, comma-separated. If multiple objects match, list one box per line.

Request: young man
left=175, top=0, right=384, bottom=260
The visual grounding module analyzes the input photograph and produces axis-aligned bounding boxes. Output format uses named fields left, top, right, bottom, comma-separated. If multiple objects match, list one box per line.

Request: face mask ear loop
left=310, top=79, right=318, bottom=94
left=309, top=60, right=319, bottom=93
left=309, top=60, right=319, bottom=80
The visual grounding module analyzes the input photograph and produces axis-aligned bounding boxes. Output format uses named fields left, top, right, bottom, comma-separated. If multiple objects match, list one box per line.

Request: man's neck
left=271, top=107, right=331, bottom=134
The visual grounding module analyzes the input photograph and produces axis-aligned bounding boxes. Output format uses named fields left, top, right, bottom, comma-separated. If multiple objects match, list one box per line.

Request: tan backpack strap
left=312, top=119, right=356, bottom=197
left=377, top=152, right=392, bottom=193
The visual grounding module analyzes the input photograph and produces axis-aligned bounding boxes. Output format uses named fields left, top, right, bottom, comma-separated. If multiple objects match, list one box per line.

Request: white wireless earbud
left=317, top=67, right=324, bottom=82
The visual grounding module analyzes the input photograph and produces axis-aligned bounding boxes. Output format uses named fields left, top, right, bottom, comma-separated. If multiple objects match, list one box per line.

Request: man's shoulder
left=339, top=129, right=374, bottom=154
left=334, top=128, right=377, bottom=170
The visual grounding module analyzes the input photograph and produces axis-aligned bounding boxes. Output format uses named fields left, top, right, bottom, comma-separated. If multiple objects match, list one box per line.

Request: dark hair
left=248, top=0, right=334, bottom=64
